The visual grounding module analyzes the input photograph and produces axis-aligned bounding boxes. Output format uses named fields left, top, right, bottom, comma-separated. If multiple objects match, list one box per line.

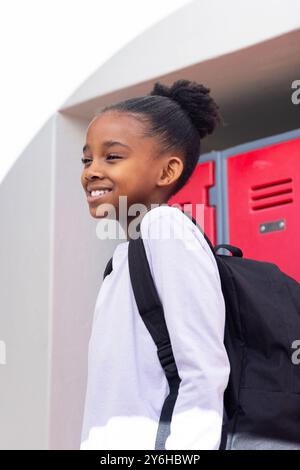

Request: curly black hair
left=100, top=79, right=223, bottom=198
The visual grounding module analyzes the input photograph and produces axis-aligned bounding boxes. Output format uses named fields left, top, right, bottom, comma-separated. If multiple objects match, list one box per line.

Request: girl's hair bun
left=149, top=79, right=222, bottom=139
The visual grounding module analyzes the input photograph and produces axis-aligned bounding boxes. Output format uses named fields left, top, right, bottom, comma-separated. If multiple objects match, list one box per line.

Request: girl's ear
left=158, top=155, right=184, bottom=187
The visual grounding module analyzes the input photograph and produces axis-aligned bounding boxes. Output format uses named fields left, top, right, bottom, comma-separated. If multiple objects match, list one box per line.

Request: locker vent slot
left=250, top=177, right=293, bottom=211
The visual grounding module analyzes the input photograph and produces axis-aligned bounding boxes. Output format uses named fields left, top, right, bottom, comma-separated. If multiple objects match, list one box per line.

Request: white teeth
left=91, top=189, right=111, bottom=197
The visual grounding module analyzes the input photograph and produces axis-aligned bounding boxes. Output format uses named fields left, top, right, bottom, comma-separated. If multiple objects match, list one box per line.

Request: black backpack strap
left=103, top=219, right=143, bottom=281
left=128, top=235, right=181, bottom=450
left=214, top=244, right=243, bottom=257
left=103, top=256, right=113, bottom=280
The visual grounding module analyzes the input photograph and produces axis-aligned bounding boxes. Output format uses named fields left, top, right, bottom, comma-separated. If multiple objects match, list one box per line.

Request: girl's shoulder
left=139, top=205, right=218, bottom=268
left=140, top=204, right=191, bottom=232
left=141, top=204, right=194, bottom=223
left=140, top=204, right=206, bottom=247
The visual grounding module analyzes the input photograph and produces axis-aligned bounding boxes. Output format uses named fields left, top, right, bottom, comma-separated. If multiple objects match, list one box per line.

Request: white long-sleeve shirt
left=80, top=205, right=230, bottom=450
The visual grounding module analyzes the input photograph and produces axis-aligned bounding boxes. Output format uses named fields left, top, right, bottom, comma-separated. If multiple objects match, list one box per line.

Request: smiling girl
left=80, top=79, right=230, bottom=450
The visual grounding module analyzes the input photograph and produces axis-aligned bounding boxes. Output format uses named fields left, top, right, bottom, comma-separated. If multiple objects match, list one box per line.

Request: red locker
left=227, top=138, right=300, bottom=282
left=168, top=161, right=217, bottom=245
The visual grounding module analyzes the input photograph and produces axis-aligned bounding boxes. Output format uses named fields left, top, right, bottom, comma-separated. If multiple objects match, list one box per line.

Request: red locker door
left=227, top=138, right=300, bottom=282
left=167, top=161, right=217, bottom=245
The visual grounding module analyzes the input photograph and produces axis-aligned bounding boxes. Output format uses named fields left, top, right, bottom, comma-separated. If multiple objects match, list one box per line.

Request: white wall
left=0, top=116, right=54, bottom=449
left=0, top=111, right=122, bottom=449
left=48, top=113, right=121, bottom=449
left=62, top=0, right=300, bottom=110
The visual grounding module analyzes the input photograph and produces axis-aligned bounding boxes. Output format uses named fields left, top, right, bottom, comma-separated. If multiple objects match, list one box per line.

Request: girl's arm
left=141, top=207, right=230, bottom=450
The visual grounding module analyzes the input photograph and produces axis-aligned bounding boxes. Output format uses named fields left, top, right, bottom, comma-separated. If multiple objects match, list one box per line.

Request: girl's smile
left=86, top=188, right=113, bottom=205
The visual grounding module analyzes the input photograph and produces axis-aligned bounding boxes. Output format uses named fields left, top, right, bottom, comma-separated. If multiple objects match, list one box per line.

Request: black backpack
left=103, top=211, right=300, bottom=450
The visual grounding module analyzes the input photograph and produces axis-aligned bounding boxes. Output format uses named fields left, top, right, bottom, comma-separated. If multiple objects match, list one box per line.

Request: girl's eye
left=106, top=154, right=121, bottom=161
left=81, top=157, right=91, bottom=165
left=80, top=155, right=121, bottom=166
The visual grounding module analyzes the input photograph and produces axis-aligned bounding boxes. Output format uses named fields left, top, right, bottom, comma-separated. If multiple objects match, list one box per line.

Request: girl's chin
left=89, top=205, right=117, bottom=219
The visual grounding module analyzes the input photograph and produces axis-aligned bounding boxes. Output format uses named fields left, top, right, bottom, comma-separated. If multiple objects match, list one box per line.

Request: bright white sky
left=0, top=0, right=192, bottom=183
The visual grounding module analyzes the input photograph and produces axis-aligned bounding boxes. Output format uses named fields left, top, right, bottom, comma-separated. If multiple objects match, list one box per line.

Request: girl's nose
left=84, top=161, right=106, bottom=181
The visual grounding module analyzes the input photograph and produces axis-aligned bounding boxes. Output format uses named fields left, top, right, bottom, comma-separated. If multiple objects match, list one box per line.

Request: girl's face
left=81, top=110, right=183, bottom=232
